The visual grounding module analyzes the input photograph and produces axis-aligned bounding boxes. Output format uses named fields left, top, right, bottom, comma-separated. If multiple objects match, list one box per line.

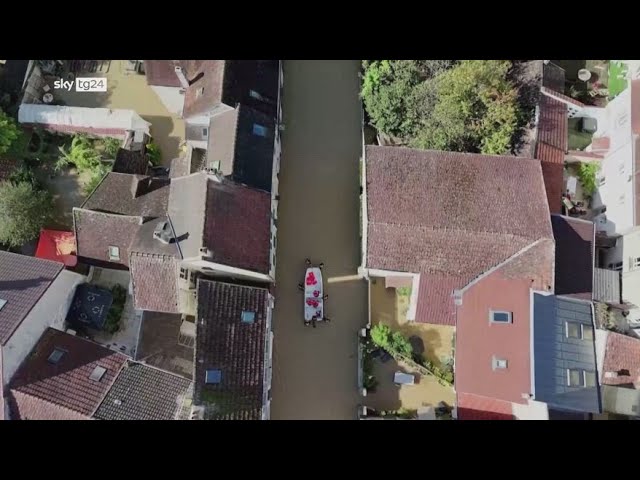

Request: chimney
left=174, top=66, right=190, bottom=89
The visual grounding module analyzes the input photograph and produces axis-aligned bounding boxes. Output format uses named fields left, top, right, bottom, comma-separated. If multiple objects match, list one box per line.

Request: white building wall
left=1, top=270, right=85, bottom=387
left=150, top=85, right=185, bottom=117
left=600, top=228, right=640, bottom=321
left=512, top=400, right=549, bottom=420
left=595, top=141, right=634, bottom=234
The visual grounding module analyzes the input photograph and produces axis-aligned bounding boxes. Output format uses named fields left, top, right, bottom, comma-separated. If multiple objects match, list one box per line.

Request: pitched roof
left=9, top=328, right=127, bottom=417
left=194, top=280, right=270, bottom=420
left=183, top=61, right=226, bottom=118
left=602, top=331, right=640, bottom=388
left=143, top=60, right=185, bottom=87
left=551, top=215, right=594, bottom=300
left=169, top=173, right=271, bottom=274
left=206, top=106, right=277, bottom=193
left=94, top=362, right=192, bottom=420
left=365, top=146, right=553, bottom=324
left=537, top=94, right=568, bottom=152
left=169, top=156, right=191, bottom=179
left=82, top=172, right=169, bottom=218
left=73, top=208, right=142, bottom=267
left=35, top=229, right=77, bottom=267
left=112, top=148, right=149, bottom=175
left=539, top=161, right=564, bottom=214
left=8, top=390, right=90, bottom=420
left=0, top=251, right=63, bottom=345
left=533, top=294, right=601, bottom=413
left=456, top=392, right=514, bottom=420
left=129, top=253, right=180, bottom=313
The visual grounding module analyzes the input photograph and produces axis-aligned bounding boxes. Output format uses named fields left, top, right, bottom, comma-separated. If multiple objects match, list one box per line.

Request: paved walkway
left=270, top=61, right=368, bottom=419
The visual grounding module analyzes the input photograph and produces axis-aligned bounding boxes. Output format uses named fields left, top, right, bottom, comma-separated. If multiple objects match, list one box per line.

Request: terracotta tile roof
left=73, top=208, right=142, bottom=267
left=0, top=251, right=63, bottom=345
left=94, top=362, right=192, bottom=420
left=9, top=328, right=127, bottom=417
left=455, top=239, right=554, bottom=404
left=551, top=215, right=594, bottom=300
left=365, top=146, right=553, bottom=324
left=631, top=80, right=640, bottom=135
left=194, top=280, right=270, bottom=420
left=540, top=86, right=585, bottom=108
left=143, top=60, right=185, bottom=88
left=537, top=94, right=568, bottom=152
left=8, top=390, right=90, bottom=420
left=82, top=172, right=169, bottom=219
left=183, top=61, right=226, bottom=118
left=203, top=179, right=271, bottom=274
left=129, top=253, right=180, bottom=313
left=539, top=161, right=564, bottom=214
left=112, top=148, right=149, bottom=175
left=457, top=392, right=514, bottom=420
left=602, top=331, right=640, bottom=388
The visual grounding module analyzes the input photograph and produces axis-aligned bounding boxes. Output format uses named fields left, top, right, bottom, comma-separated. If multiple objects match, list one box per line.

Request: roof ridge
left=126, top=359, right=194, bottom=382
left=365, top=145, right=541, bottom=163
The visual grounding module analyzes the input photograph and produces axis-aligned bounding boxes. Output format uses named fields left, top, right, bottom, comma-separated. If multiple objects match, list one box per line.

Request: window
left=89, top=366, right=107, bottom=382
left=632, top=257, right=640, bottom=270
left=599, top=176, right=606, bottom=186
left=47, top=348, right=66, bottom=364
left=205, top=369, right=222, bottom=384
left=0, top=298, right=6, bottom=311
left=609, top=261, right=623, bottom=271
left=490, top=311, right=512, bottom=324
left=249, top=89, right=263, bottom=101
left=492, top=356, right=508, bottom=370
left=179, top=267, right=187, bottom=280
left=196, top=87, right=204, bottom=98
left=202, top=128, right=208, bottom=138
left=253, top=124, right=268, bottom=137
left=108, top=246, right=120, bottom=261
left=565, top=322, right=593, bottom=340
left=241, top=311, right=255, bottom=324
left=567, top=369, right=596, bottom=387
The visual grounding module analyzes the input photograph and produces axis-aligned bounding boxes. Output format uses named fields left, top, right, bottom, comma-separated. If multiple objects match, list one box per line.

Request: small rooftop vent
left=153, top=220, right=173, bottom=244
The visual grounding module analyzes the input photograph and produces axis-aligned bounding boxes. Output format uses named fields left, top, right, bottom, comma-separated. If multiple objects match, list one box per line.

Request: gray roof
left=94, top=362, right=192, bottom=420
left=167, top=172, right=208, bottom=259
left=594, top=268, right=621, bottom=304
left=533, top=293, right=601, bottom=413
left=0, top=252, right=63, bottom=345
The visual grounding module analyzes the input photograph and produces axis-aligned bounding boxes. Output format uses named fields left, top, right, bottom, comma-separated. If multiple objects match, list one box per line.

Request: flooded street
left=270, top=61, right=368, bottom=419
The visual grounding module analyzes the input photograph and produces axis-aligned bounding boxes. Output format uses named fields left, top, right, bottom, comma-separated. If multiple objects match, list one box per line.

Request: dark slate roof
left=0, top=60, right=29, bottom=99
left=0, top=251, right=63, bottom=345
left=194, top=280, right=270, bottom=420
left=9, top=328, right=127, bottom=417
left=533, top=294, right=601, bottom=414
left=207, top=105, right=275, bottom=192
left=73, top=208, right=142, bottom=267
left=543, top=62, right=566, bottom=93
left=365, top=146, right=553, bottom=325
left=94, top=362, right=192, bottom=420
left=594, top=268, right=621, bottom=304
left=112, top=148, right=149, bottom=175
left=143, top=60, right=184, bottom=87
left=82, top=172, right=169, bottom=219
left=168, top=173, right=271, bottom=274
left=129, top=253, right=180, bottom=313
left=551, top=215, right=594, bottom=300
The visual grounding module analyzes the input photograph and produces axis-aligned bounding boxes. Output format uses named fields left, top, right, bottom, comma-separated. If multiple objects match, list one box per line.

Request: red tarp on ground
left=35, top=229, right=77, bottom=267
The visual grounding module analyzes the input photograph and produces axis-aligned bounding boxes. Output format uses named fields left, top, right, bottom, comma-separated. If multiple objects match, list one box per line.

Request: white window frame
left=565, top=322, right=593, bottom=340
left=108, top=245, right=120, bottom=261
left=609, top=261, right=623, bottom=271
left=632, top=257, right=640, bottom=270
left=489, top=310, right=513, bottom=324
left=567, top=369, right=596, bottom=388
left=492, top=356, right=508, bottom=370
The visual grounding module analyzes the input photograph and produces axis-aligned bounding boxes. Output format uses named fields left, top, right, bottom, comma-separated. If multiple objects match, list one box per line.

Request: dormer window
left=108, top=246, right=120, bottom=261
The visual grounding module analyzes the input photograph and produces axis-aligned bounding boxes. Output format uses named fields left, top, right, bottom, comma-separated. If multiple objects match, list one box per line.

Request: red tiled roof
left=537, top=94, right=568, bottom=152
left=8, top=390, right=89, bottom=420
left=455, top=239, right=554, bottom=404
left=541, top=86, right=585, bottom=109
left=631, top=80, right=640, bottom=135
left=204, top=180, right=271, bottom=274
left=551, top=215, right=594, bottom=300
left=10, top=328, right=128, bottom=417
left=183, top=61, right=226, bottom=118
left=602, top=331, right=640, bottom=388
left=129, top=253, right=180, bottom=313
left=539, top=162, right=564, bottom=214
left=365, top=146, right=553, bottom=324
left=457, top=392, right=514, bottom=420
left=144, top=60, right=184, bottom=88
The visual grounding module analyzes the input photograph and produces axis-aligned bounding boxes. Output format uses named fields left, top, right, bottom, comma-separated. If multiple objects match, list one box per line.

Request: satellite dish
left=578, top=69, right=592, bottom=82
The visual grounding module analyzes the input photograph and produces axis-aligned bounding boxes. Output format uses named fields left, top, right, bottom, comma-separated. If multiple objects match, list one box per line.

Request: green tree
left=390, top=331, right=413, bottom=357
left=0, top=181, right=52, bottom=247
left=0, top=108, right=20, bottom=155
left=371, top=323, right=392, bottom=350
left=102, top=137, right=121, bottom=158
left=146, top=142, right=161, bottom=166
left=83, top=163, right=110, bottom=195
left=56, top=134, right=100, bottom=172
left=412, top=60, right=519, bottom=155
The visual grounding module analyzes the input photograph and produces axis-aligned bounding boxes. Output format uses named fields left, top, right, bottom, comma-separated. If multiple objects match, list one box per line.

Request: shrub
left=101, top=137, right=121, bottom=158
left=0, top=181, right=52, bottom=247
left=0, top=108, right=20, bottom=155
left=391, top=331, right=413, bottom=357
left=396, top=286, right=411, bottom=297
left=146, top=142, right=161, bottom=166
left=57, top=134, right=100, bottom=172
left=371, top=323, right=392, bottom=350
left=104, top=284, right=127, bottom=334
left=578, top=162, right=599, bottom=195
left=83, top=164, right=110, bottom=195
left=8, top=164, right=40, bottom=190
